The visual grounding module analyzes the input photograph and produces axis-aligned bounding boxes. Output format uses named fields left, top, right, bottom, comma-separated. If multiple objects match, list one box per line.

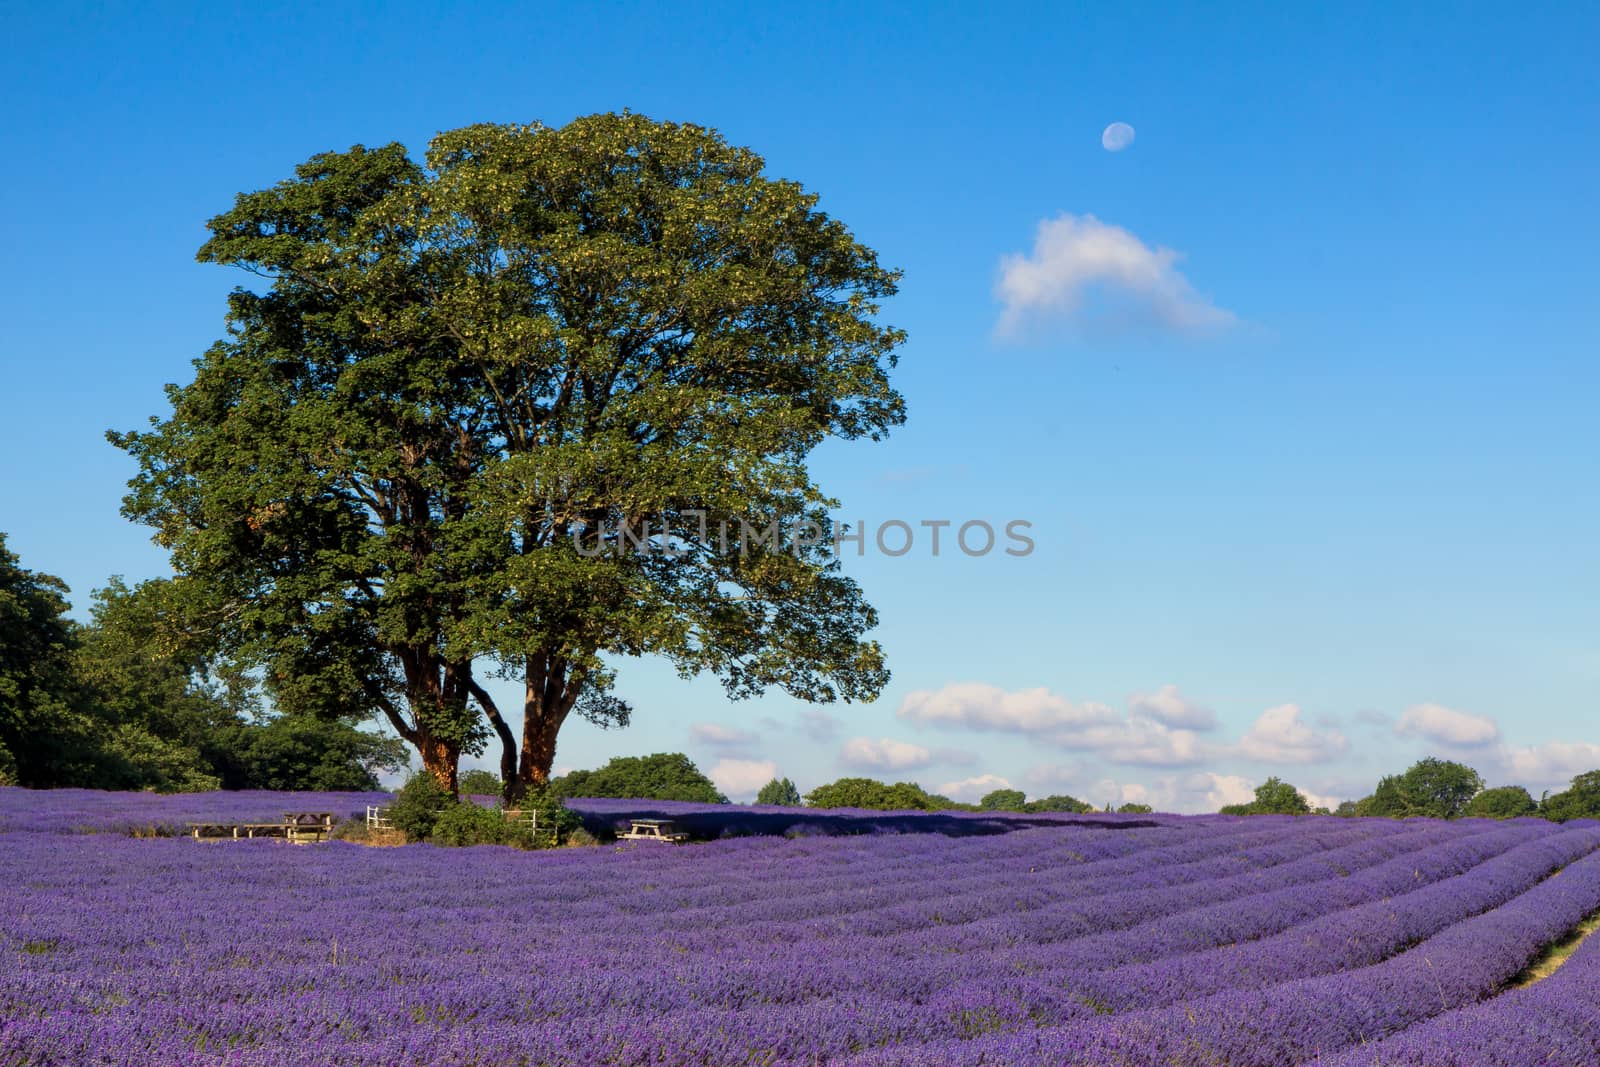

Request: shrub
left=508, top=786, right=581, bottom=847
left=387, top=773, right=450, bottom=842
left=1116, top=803, right=1155, bottom=815
left=458, top=769, right=503, bottom=798
left=430, top=802, right=515, bottom=847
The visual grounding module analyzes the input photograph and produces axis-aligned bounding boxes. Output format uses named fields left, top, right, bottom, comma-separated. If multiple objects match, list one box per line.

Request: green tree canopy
left=1220, top=776, right=1313, bottom=816
left=1540, top=771, right=1600, bottom=822
left=804, top=777, right=955, bottom=811
left=1116, top=802, right=1155, bottom=815
left=977, top=788, right=1027, bottom=812
left=0, top=534, right=100, bottom=786
left=1359, top=759, right=1485, bottom=819
left=1025, top=794, right=1092, bottom=814
left=755, top=776, right=802, bottom=806
left=1462, top=785, right=1537, bottom=820
left=550, top=752, right=727, bottom=803
left=113, top=113, right=906, bottom=798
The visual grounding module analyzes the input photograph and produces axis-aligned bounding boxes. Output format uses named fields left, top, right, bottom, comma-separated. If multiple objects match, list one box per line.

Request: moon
left=1101, top=122, right=1136, bottom=152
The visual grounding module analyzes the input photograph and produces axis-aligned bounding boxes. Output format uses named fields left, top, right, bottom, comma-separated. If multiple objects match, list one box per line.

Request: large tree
left=114, top=113, right=905, bottom=797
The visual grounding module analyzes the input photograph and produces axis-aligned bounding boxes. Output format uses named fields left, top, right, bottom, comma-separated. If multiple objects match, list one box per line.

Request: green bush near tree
left=457, top=769, right=503, bottom=797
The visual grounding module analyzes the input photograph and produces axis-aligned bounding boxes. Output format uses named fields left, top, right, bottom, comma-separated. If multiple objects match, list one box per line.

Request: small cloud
left=708, top=758, right=778, bottom=799
left=937, top=774, right=1014, bottom=803
left=839, top=736, right=934, bottom=772
left=691, top=722, right=758, bottom=749
left=1353, top=708, right=1393, bottom=729
left=1238, top=704, right=1347, bottom=764
left=1394, top=703, right=1500, bottom=748
left=1128, top=685, right=1218, bottom=731
left=994, top=213, right=1235, bottom=339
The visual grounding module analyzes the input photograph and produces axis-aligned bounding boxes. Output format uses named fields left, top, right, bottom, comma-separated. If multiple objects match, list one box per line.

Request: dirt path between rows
left=1510, top=909, right=1600, bottom=988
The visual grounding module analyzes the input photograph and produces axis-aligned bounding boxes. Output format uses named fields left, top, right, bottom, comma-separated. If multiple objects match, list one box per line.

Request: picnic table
left=187, top=812, right=335, bottom=843
left=617, top=818, right=689, bottom=844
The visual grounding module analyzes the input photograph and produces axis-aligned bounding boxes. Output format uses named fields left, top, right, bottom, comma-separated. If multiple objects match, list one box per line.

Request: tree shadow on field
left=565, top=799, right=1166, bottom=842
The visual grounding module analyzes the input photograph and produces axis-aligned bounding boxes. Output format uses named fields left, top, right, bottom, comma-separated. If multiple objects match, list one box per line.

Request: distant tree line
left=1226, top=758, right=1600, bottom=822
left=0, top=534, right=406, bottom=792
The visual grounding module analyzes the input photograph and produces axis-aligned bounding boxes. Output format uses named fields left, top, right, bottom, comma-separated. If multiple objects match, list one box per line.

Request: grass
left=1508, top=909, right=1600, bottom=988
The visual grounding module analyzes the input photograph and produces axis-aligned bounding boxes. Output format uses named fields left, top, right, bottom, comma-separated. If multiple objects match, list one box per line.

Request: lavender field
left=3, top=791, right=1599, bottom=1065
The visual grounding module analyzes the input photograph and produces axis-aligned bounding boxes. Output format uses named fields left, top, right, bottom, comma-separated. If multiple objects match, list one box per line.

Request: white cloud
left=708, top=758, right=778, bottom=799
left=898, top=682, right=1118, bottom=735
left=938, top=774, right=1014, bottom=803
left=691, top=722, right=758, bottom=748
left=897, top=682, right=1210, bottom=767
left=1394, top=703, right=1500, bottom=747
left=995, top=213, right=1235, bottom=338
left=1129, top=685, right=1219, bottom=731
left=1238, top=704, right=1347, bottom=764
left=839, top=736, right=935, bottom=772
left=1499, top=742, right=1600, bottom=793
left=1187, top=772, right=1255, bottom=810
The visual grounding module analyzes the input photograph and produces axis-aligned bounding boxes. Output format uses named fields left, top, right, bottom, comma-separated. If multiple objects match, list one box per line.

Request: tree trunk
left=416, top=728, right=460, bottom=795
left=510, top=654, right=577, bottom=801
left=517, top=712, right=562, bottom=792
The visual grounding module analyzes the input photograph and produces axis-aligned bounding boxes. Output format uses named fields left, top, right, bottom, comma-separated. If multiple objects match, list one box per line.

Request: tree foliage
left=458, top=769, right=504, bottom=797
left=977, top=788, right=1027, bottom=812
left=804, top=777, right=955, bottom=811
left=755, top=776, right=801, bottom=806
left=1540, top=772, right=1600, bottom=823
left=112, top=113, right=906, bottom=798
left=0, top=536, right=406, bottom=792
left=0, top=534, right=100, bottom=786
left=1462, top=785, right=1537, bottom=820
left=1220, top=777, right=1312, bottom=816
left=550, top=752, right=726, bottom=803
left=1025, top=794, right=1093, bottom=814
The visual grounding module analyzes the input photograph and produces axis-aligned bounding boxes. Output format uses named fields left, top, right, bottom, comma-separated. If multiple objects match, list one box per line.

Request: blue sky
left=3, top=2, right=1597, bottom=809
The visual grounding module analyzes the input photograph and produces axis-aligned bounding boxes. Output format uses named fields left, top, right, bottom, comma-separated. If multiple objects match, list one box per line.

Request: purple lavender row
left=690, top=819, right=1415, bottom=938
left=841, top=826, right=1600, bottom=1067
left=0, top=823, right=1559, bottom=1066
left=884, top=820, right=1493, bottom=957
left=1310, top=903, right=1600, bottom=1065
left=1037, top=819, right=1575, bottom=1005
